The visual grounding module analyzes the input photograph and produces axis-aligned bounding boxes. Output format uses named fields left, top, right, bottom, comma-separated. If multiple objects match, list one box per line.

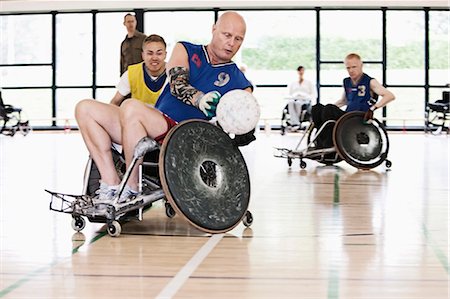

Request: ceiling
left=1, top=0, right=449, bottom=13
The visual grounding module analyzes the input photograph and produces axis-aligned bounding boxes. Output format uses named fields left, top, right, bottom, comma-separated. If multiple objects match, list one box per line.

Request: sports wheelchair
left=0, top=91, right=31, bottom=137
left=280, top=98, right=312, bottom=135
left=46, top=120, right=254, bottom=237
left=425, top=91, right=449, bottom=134
left=275, top=111, right=392, bottom=170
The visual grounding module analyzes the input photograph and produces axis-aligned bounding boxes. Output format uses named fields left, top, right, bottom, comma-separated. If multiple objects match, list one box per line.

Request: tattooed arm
left=166, top=43, right=202, bottom=105
left=166, top=42, right=221, bottom=117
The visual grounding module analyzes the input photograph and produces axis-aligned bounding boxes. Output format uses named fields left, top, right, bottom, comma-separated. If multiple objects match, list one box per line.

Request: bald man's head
left=208, top=11, right=246, bottom=64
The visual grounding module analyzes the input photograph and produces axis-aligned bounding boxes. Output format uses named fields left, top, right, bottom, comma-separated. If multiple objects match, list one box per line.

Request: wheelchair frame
left=47, top=120, right=254, bottom=237
left=280, top=99, right=312, bottom=135
left=0, top=91, right=31, bottom=137
left=275, top=111, right=392, bottom=170
left=424, top=92, right=449, bottom=134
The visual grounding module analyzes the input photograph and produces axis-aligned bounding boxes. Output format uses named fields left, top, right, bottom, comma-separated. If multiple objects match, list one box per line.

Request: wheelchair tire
left=333, top=111, right=389, bottom=170
left=159, top=120, right=251, bottom=234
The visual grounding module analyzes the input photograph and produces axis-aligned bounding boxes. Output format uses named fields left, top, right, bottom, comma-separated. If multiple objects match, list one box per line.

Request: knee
left=120, top=99, right=144, bottom=123
left=75, top=99, right=94, bottom=121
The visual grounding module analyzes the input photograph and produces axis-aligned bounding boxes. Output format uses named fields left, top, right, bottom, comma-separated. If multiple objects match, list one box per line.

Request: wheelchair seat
left=425, top=91, right=449, bottom=134
left=280, top=99, right=312, bottom=135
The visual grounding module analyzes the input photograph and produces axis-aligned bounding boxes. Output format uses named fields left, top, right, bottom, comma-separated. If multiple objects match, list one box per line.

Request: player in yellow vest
left=75, top=34, right=167, bottom=201
left=111, top=34, right=167, bottom=106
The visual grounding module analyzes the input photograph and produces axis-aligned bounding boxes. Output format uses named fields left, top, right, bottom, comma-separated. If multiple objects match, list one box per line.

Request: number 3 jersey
left=344, top=73, right=373, bottom=112
left=155, top=41, right=253, bottom=122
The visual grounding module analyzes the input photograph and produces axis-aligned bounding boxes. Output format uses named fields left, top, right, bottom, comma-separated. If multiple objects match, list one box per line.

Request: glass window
left=319, top=87, right=344, bottom=105
left=56, top=88, right=92, bottom=126
left=0, top=14, right=52, bottom=64
left=252, top=86, right=288, bottom=127
left=386, top=11, right=425, bottom=85
left=239, top=10, right=317, bottom=86
left=429, top=11, right=450, bottom=86
left=385, top=87, right=425, bottom=127
left=1, top=89, right=53, bottom=127
left=56, top=13, right=93, bottom=86
left=320, top=63, right=383, bottom=87
left=96, top=12, right=129, bottom=86
left=0, top=66, right=52, bottom=87
left=144, top=11, right=212, bottom=59
left=95, top=88, right=118, bottom=104
left=320, top=10, right=382, bottom=61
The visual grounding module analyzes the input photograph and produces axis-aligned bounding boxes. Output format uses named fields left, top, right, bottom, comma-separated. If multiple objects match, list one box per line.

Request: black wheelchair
left=275, top=111, right=392, bottom=170
left=280, top=99, right=312, bottom=135
left=425, top=91, right=449, bottom=134
left=47, top=120, right=254, bottom=237
left=0, top=91, right=31, bottom=137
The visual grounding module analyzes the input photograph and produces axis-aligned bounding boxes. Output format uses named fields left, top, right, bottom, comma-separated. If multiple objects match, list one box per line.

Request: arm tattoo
left=168, top=67, right=203, bottom=106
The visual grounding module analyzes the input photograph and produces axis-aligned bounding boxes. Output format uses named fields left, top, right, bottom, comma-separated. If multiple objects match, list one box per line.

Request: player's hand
left=363, top=109, right=374, bottom=123
left=232, top=129, right=256, bottom=147
left=196, top=91, right=221, bottom=118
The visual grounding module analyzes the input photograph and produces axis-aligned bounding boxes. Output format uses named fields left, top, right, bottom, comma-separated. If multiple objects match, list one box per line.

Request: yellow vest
left=128, top=63, right=164, bottom=106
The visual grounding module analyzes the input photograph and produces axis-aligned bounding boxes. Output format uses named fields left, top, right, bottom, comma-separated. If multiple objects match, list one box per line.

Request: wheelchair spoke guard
left=333, top=111, right=389, bottom=170
left=159, top=120, right=251, bottom=233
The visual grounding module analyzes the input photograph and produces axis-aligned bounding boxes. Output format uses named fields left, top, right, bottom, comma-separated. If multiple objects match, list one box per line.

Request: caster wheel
left=287, top=157, right=292, bottom=167
left=300, top=160, right=307, bottom=169
left=71, top=216, right=86, bottom=232
left=385, top=160, right=392, bottom=168
left=242, top=210, right=253, bottom=227
left=107, top=221, right=122, bottom=237
left=165, top=202, right=176, bottom=218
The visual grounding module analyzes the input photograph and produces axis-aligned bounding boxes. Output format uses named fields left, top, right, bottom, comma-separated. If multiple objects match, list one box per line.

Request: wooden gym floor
left=0, top=129, right=448, bottom=298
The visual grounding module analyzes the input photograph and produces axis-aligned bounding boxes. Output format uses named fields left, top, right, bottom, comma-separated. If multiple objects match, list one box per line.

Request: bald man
left=93, top=11, right=254, bottom=204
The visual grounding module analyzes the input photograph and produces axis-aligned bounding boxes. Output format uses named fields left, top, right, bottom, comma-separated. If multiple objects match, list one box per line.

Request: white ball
left=216, top=89, right=260, bottom=135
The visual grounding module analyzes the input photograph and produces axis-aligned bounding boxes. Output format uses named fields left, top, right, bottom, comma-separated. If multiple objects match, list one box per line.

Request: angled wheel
left=333, top=111, right=389, bottom=170
left=159, top=120, right=251, bottom=234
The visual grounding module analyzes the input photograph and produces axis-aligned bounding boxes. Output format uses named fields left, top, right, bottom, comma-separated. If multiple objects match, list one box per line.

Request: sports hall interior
left=0, top=1, right=449, bottom=298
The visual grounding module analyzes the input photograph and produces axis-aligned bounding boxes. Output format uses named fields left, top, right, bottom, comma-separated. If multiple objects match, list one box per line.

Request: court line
left=422, top=223, right=449, bottom=274
left=155, top=233, right=224, bottom=299
left=328, top=169, right=340, bottom=299
left=0, top=231, right=106, bottom=298
left=333, top=169, right=340, bottom=204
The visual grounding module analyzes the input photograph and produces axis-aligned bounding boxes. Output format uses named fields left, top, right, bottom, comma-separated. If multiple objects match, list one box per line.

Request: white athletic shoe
left=92, top=182, right=118, bottom=204
left=118, top=185, right=139, bottom=204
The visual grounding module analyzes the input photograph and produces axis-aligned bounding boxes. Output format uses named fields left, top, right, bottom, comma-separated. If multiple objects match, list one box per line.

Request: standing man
left=120, top=13, right=146, bottom=76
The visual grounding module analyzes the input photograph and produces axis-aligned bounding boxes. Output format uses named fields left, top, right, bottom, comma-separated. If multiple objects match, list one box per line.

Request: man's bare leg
left=120, top=99, right=168, bottom=191
left=75, top=99, right=123, bottom=186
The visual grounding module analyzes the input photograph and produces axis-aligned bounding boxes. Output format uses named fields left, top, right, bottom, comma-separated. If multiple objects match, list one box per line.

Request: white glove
left=195, top=91, right=221, bottom=118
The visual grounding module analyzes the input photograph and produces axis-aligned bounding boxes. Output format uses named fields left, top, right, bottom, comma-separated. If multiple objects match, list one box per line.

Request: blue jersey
left=155, top=41, right=253, bottom=122
left=344, top=73, right=373, bottom=112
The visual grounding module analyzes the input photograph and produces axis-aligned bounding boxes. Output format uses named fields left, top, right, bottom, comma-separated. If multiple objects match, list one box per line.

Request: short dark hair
left=297, top=65, right=304, bottom=71
left=143, top=34, right=167, bottom=49
left=124, top=13, right=136, bottom=21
